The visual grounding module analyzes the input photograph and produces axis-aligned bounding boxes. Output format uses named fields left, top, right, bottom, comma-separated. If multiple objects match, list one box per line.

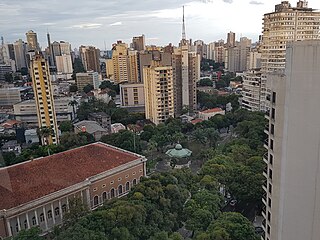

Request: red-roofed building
left=198, top=108, right=225, bottom=121
left=191, top=119, right=203, bottom=125
left=0, top=142, right=147, bottom=238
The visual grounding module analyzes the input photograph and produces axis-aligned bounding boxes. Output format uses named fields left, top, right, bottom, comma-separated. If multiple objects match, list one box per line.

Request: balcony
left=264, top=138, right=269, bottom=149
left=262, top=192, right=267, bottom=205
left=264, top=123, right=269, bottom=134
left=263, top=152, right=268, bottom=164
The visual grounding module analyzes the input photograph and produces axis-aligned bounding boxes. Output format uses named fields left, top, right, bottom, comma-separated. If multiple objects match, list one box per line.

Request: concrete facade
left=263, top=41, right=320, bottom=240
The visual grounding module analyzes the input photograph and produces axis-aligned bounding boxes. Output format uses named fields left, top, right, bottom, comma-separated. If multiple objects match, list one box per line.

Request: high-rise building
left=132, top=35, right=145, bottom=51
left=13, top=39, right=27, bottom=70
left=227, top=31, right=236, bottom=47
left=143, top=63, right=174, bottom=125
left=109, top=41, right=139, bottom=83
left=259, top=0, right=320, bottom=111
left=241, top=69, right=261, bottom=111
left=172, top=6, right=200, bottom=116
left=79, top=46, right=101, bottom=73
left=227, top=37, right=251, bottom=73
left=56, top=54, right=73, bottom=74
left=25, top=30, right=39, bottom=52
left=30, top=54, right=59, bottom=145
left=139, top=50, right=172, bottom=83
left=76, top=72, right=99, bottom=91
left=59, top=41, right=72, bottom=55
left=263, top=40, right=320, bottom=240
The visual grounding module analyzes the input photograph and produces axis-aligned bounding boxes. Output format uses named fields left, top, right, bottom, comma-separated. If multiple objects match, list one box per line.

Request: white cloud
left=71, top=23, right=102, bottom=29
left=110, top=21, right=122, bottom=26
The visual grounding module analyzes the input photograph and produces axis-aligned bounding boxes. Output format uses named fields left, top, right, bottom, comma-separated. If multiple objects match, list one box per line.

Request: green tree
left=12, top=227, right=44, bottom=240
left=4, top=72, right=13, bottom=83
left=83, top=84, right=94, bottom=93
left=63, top=197, right=89, bottom=227
left=206, top=212, right=258, bottom=240
left=59, top=120, right=73, bottom=133
left=198, top=78, right=213, bottom=87
left=69, top=84, right=78, bottom=93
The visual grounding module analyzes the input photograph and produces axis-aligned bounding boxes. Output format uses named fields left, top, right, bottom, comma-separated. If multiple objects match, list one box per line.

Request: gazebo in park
left=166, top=144, right=192, bottom=169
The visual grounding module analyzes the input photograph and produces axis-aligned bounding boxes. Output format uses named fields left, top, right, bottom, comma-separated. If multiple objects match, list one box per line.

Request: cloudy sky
left=1, top=0, right=320, bottom=50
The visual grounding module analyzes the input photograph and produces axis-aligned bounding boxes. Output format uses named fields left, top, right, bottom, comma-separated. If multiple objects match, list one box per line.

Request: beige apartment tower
left=143, top=63, right=174, bottom=125
left=263, top=41, right=320, bottom=240
left=259, top=0, right=320, bottom=111
left=30, top=54, right=59, bottom=145
left=109, top=41, right=139, bottom=83
left=79, top=46, right=101, bottom=73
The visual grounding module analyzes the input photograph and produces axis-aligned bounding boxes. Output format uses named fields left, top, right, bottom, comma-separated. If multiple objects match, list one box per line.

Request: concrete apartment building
left=143, top=64, right=174, bottom=125
left=259, top=0, right=320, bottom=111
left=55, top=54, right=73, bottom=74
left=0, top=142, right=147, bottom=238
left=241, top=69, right=262, bottom=111
left=132, top=35, right=145, bottom=51
left=76, top=71, right=99, bottom=91
left=79, top=46, right=101, bottom=73
left=262, top=41, right=320, bottom=240
left=107, top=41, right=139, bottom=84
left=120, top=83, right=145, bottom=111
left=0, top=88, right=21, bottom=107
left=30, top=54, right=59, bottom=145
left=14, top=98, right=74, bottom=126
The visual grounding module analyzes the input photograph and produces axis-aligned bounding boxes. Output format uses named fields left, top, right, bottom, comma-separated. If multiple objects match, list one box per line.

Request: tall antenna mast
left=182, top=6, right=186, bottom=40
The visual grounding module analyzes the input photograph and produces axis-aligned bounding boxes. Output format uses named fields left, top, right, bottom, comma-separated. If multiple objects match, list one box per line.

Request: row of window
left=12, top=204, right=67, bottom=233
left=93, top=180, right=137, bottom=206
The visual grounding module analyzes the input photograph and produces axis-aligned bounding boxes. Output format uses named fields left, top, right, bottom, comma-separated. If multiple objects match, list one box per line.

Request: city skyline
left=1, top=0, right=320, bottom=49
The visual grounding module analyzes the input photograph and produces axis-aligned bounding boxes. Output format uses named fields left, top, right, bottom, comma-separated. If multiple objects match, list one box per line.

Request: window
left=118, top=177, right=122, bottom=181
left=47, top=210, right=52, bottom=219
left=267, top=211, right=271, bottom=222
left=133, top=179, right=137, bottom=185
left=110, top=181, right=114, bottom=185
left=102, top=192, right=107, bottom=201
left=268, top=198, right=272, bottom=208
left=132, top=171, right=136, bottom=175
left=102, top=184, right=106, bottom=188
left=110, top=188, right=115, bottom=198
left=16, top=223, right=19, bottom=232
left=270, top=124, right=274, bottom=135
left=270, top=139, right=274, bottom=150
left=270, top=154, right=273, bottom=165
left=118, top=185, right=123, bottom=195
left=271, top=108, right=275, bottom=119
left=93, top=187, right=97, bottom=192
left=24, top=220, right=27, bottom=229
left=62, top=204, right=67, bottom=213
left=32, top=217, right=36, bottom=226
left=54, top=207, right=60, bottom=216
left=125, top=182, right=130, bottom=191
left=268, top=183, right=272, bottom=194
left=267, top=225, right=271, bottom=234
left=139, top=169, right=143, bottom=173
left=93, top=196, right=99, bottom=206
left=272, top=92, right=276, bottom=104
left=40, top=213, right=45, bottom=222
left=125, top=175, right=129, bottom=178
left=269, top=169, right=273, bottom=180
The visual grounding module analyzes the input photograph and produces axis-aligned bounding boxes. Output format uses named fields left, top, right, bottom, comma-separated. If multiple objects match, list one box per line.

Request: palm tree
left=69, top=100, right=78, bottom=119
left=37, top=127, right=54, bottom=146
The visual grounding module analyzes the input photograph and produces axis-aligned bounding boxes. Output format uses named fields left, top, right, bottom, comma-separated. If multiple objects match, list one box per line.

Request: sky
left=1, top=0, right=320, bottom=50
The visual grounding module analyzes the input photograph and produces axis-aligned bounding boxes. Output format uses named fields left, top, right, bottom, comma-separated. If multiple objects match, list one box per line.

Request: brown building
left=0, top=142, right=147, bottom=238
left=79, top=46, right=101, bottom=73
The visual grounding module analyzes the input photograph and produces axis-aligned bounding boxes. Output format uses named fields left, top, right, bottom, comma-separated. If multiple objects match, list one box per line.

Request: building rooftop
left=200, top=108, right=224, bottom=114
left=0, top=142, right=143, bottom=210
left=74, top=120, right=107, bottom=134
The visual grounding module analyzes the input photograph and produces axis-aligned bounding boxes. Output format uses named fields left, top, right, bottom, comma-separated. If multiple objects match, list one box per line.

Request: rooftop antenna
left=182, top=6, right=186, bottom=40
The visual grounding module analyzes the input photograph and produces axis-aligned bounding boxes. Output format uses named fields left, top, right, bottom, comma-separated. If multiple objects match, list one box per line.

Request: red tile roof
left=0, top=142, right=142, bottom=210
left=191, top=119, right=203, bottom=125
left=200, top=108, right=224, bottom=114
